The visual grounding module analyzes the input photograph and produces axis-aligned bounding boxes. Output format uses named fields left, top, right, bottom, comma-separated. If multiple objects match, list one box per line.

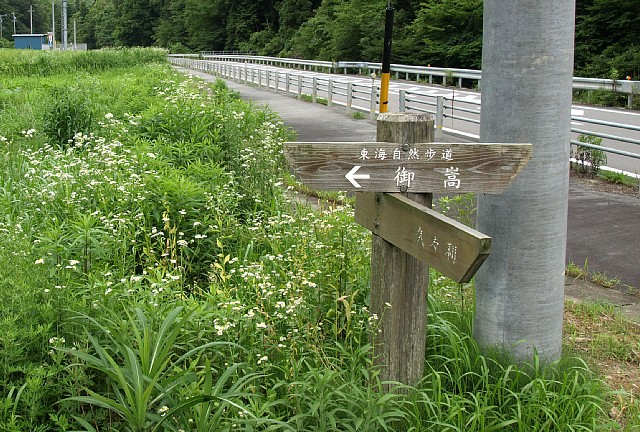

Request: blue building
left=13, top=34, right=48, bottom=50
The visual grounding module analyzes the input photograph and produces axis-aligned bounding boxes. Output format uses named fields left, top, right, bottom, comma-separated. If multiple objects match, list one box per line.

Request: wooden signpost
left=283, top=113, right=531, bottom=387
left=283, top=142, right=531, bottom=193
left=355, top=192, right=490, bottom=283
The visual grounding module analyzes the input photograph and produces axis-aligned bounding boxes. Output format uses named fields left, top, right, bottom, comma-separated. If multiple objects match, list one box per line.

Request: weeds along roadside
left=0, top=48, right=631, bottom=431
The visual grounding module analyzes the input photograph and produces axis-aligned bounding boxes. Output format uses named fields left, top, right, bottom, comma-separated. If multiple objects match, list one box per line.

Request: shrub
left=571, top=134, right=607, bottom=176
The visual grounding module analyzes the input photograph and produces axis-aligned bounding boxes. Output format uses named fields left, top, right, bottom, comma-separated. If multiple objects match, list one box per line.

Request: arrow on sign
left=345, top=166, right=370, bottom=188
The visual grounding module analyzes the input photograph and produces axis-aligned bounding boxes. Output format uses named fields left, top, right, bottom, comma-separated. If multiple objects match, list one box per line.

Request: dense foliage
left=0, top=48, right=625, bottom=431
left=0, top=1, right=639, bottom=77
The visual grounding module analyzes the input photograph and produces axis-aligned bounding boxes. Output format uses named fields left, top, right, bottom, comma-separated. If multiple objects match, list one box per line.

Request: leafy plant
left=60, top=306, right=249, bottom=431
left=572, top=134, right=607, bottom=176
left=43, top=86, right=95, bottom=148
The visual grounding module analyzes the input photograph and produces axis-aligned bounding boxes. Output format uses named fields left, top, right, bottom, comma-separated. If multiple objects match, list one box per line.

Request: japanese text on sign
left=357, top=146, right=460, bottom=190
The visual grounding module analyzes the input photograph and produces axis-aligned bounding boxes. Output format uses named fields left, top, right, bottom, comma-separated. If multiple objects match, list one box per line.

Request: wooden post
left=368, top=112, right=434, bottom=387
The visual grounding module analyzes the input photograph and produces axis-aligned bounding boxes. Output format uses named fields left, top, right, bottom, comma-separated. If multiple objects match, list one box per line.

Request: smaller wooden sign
left=284, top=142, right=532, bottom=193
left=355, top=192, right=490, bottom=283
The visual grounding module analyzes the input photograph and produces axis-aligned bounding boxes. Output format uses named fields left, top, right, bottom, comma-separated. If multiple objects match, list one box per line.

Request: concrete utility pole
left=12, top=12, right=16, bottom=35
left=52, top=0, right=55, bottom=48
left=0, top=14, right=6, bottom=39
left=473, top=1, right=575, bottom=361
left=29, top=5, right=33, bottom=33
left=62, top=0, right=67, bottom=49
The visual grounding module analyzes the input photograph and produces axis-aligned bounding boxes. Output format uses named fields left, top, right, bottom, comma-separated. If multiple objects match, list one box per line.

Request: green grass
left=599, top=170, right=640, bottom=188
left=0, top=48, right=635, bottom=431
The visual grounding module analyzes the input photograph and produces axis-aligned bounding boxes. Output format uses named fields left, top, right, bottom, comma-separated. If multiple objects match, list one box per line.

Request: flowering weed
left=0, top=49, right=618, bottom=431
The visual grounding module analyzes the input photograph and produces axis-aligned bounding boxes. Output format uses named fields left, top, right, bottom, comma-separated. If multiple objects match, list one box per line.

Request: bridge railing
left=170, top=56, right=640, bottom=165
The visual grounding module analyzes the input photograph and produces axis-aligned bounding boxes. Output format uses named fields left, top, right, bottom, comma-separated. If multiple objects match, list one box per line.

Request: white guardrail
left=191, top=53, right=640, bottom=108
left=169, top=55, right=640, bottom=163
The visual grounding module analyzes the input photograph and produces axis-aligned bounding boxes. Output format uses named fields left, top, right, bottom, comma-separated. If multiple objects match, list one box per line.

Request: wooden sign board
left=284, top=142, right=532, bottom=193
left=355, top=192, right=490, bottom=283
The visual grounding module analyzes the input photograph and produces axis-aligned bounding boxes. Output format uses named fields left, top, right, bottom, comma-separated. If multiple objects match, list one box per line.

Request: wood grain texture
left=365, top=113, right=433, bottom=388
left=283, top=141, right=532, bottom=193
left=356, top=192, right=490, bottom=283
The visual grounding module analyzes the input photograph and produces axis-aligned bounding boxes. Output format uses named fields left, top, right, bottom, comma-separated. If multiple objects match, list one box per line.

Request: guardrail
left=169, top=56, right=640, bottom=166
left=183, top=53, right=640, bottom=108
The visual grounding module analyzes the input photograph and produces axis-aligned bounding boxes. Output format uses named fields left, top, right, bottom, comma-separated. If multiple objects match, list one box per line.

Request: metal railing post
left=328, top=79, right=334, bottom=107
left=312, top=77, right=318, bottom=103
left=399, top=90, right=406, bottom=112
left=297, top=75, right=303, bottom=99
left=370, top=85, right=377, bottom=119
left=347, top=82, right=353, bottom=113
left=285, top=73, right=290, bottom=94
left=435, top=96, right=445, bottom=140
left=275, top=71, right=279, bottom=92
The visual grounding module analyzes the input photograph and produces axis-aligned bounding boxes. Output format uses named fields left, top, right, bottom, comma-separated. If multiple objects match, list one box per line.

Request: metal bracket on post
left=370, top=85, right=378, bottom=119
left=328, top=80, right=334, bottom=107
left=435, top=96, right=445, bottom=140
left=312, top=77, right=318, bottom=104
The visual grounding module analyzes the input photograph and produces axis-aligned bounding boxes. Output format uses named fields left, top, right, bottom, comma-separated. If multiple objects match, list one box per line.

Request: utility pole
left=52, top=0, right=55, bottom=48
left=474, top=1, right=576, bottom=362
left=62, top=0, right=67, bottom=49
left=12, top=12, right=16, bottom=35
left=0, top=14, right=6, bottom=39
left=379, top=0, right=394, bottom=113
left=73, top=18, right=76, bottom=50
left=29, top=5, right=33, bottom=34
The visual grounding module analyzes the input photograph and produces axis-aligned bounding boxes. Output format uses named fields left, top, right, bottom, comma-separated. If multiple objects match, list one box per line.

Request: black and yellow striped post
left=379, top=5, right=394, bottom=113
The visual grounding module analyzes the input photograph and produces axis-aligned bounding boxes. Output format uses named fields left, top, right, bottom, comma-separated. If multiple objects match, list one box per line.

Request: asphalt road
left=212, top=61, right=640, bottom=176
left=179, top=66, right=640, bottom=290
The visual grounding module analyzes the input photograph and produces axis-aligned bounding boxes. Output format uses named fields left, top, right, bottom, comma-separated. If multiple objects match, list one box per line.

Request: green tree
left=407, top=0, right=483, bottom=68
left=153, top=0, right=190, bottom=49
left=575, top=0, right=640, bottom=78
left=283, top=0, right=340, bottom=59
left=113, top=0, right=160, bottom=46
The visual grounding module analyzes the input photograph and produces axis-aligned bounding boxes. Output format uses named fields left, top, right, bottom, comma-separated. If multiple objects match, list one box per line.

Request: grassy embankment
left=0, top=47, right=637, bottom=431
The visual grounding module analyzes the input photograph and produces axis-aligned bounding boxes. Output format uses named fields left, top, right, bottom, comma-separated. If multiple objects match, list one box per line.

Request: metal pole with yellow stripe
left=379, top=4, right=394, bottom=113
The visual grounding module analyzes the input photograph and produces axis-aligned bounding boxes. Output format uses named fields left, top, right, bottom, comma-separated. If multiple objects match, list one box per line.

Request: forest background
left=0, top=0, right=638, bottom=80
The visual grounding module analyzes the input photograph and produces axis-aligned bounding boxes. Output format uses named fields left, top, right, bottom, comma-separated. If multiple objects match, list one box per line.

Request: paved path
left=178, top=67, right=640, bottom=320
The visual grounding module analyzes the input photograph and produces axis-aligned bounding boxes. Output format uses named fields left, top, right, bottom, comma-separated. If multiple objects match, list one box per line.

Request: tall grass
left=0, top=49, right=630, bottom=431
left=0, top=47, right=167, bottom=78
